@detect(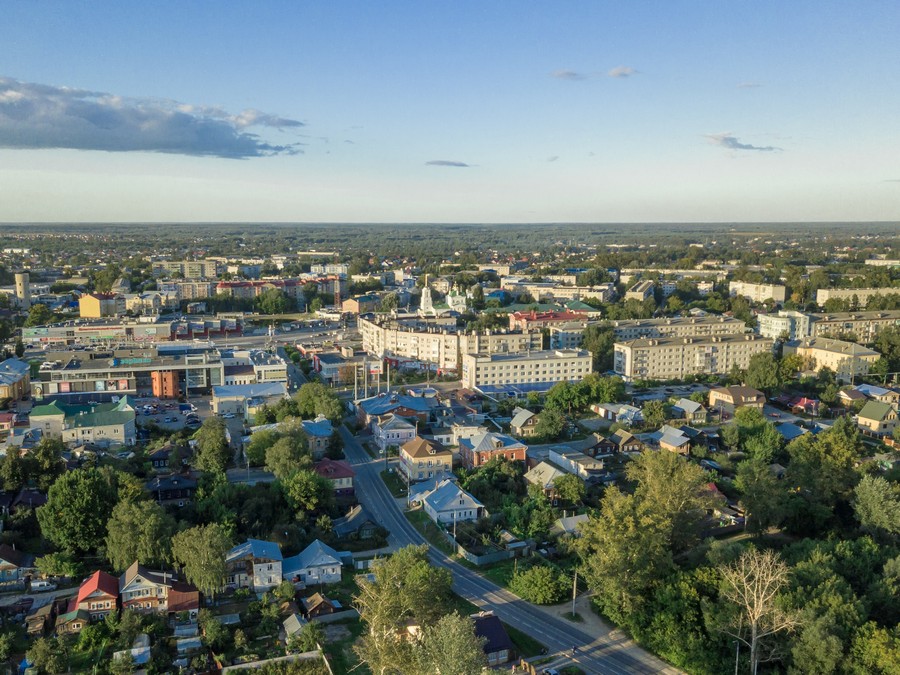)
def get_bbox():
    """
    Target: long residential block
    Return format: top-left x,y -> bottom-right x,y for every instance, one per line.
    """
461,349 -> 592,390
